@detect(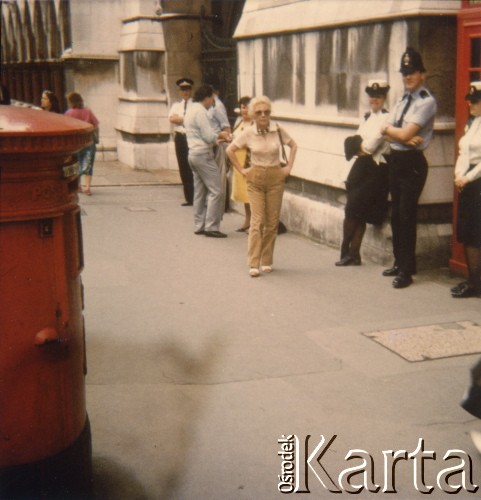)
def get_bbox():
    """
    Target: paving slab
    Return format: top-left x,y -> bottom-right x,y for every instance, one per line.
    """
79,162 -> 481,499
364,321 -> 481,362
